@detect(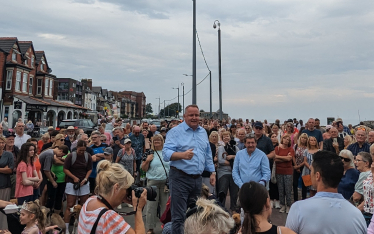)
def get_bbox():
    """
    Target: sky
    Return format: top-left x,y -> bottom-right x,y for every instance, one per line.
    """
2,0 -> 374,125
